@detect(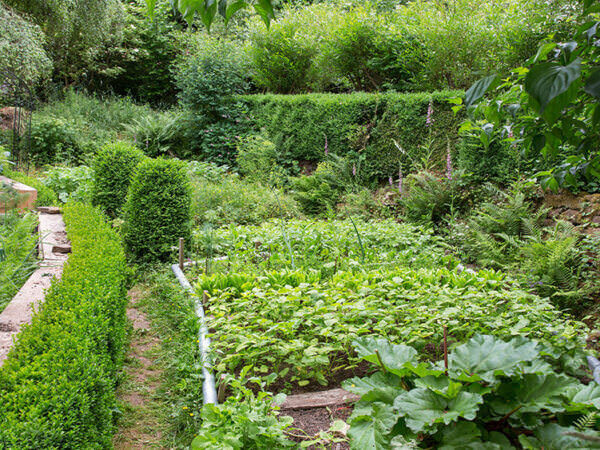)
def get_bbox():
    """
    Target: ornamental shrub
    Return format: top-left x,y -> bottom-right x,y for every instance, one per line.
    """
0,202 -> 128,447
123,157 -> 192,263
92,142 -> 145,218
240,91 -> 462,181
